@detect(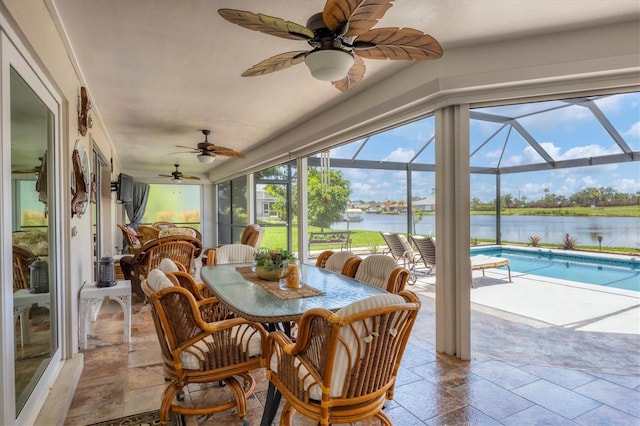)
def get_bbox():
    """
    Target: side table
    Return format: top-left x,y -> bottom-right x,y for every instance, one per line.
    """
13,290 -> 51,347
79,280 -> 131,350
